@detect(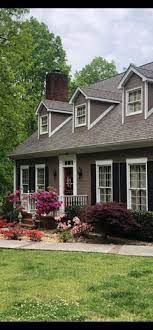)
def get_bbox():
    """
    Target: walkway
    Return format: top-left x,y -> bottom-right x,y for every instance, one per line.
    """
0,239 -> 153,256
